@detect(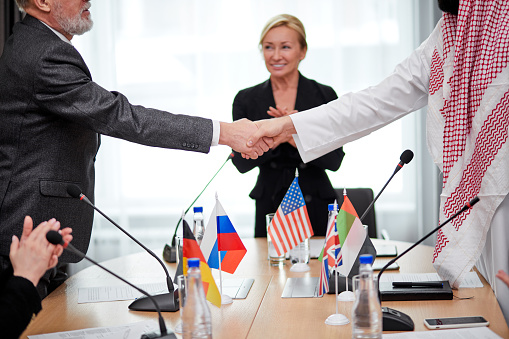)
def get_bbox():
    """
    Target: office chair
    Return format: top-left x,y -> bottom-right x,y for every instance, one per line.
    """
334,188 -> 378,238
